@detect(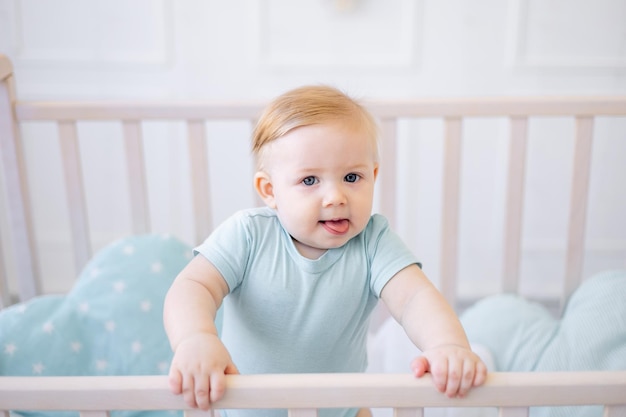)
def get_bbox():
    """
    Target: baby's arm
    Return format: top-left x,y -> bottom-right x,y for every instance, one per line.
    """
163,255 -> 238,410
380,264 -> 487,398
